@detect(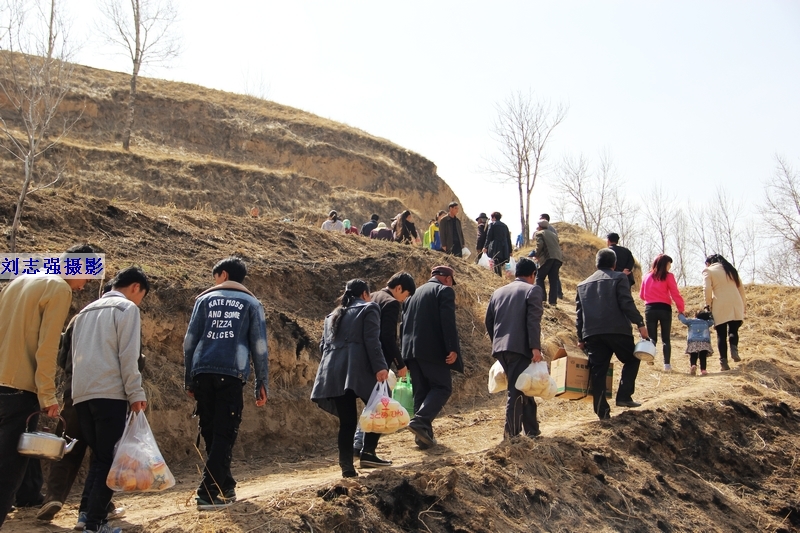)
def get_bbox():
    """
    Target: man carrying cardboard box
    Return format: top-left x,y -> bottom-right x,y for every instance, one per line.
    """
576,248 -> 650,420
